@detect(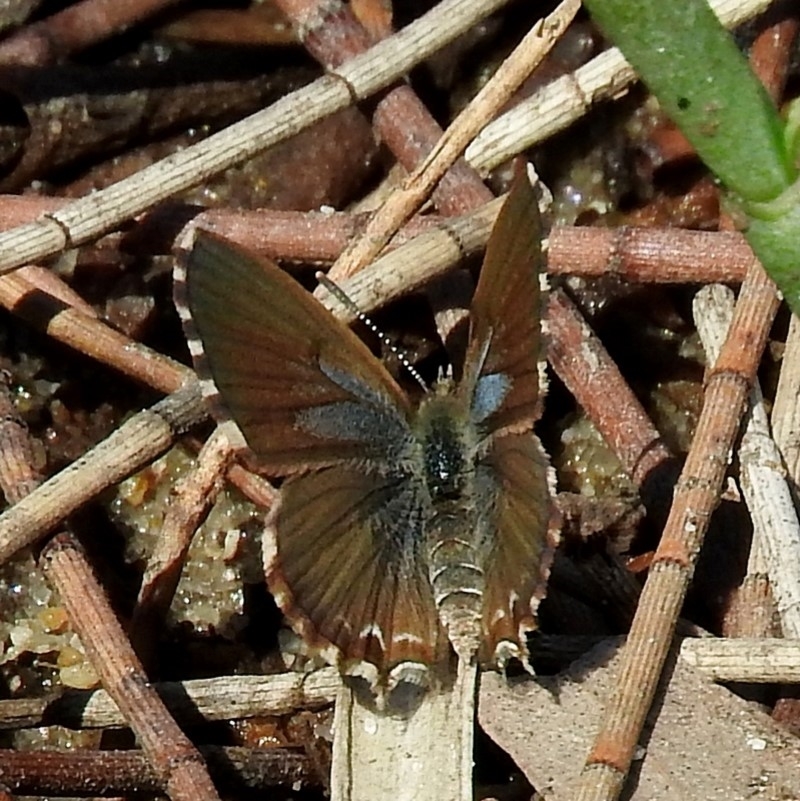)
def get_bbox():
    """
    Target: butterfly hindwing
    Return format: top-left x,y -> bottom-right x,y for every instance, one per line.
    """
264,464 -> 450,684
475,431 -> 559,664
